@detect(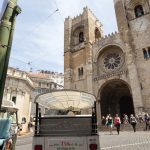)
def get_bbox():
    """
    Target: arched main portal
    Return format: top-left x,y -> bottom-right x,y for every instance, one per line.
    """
100,80 -> 134,119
